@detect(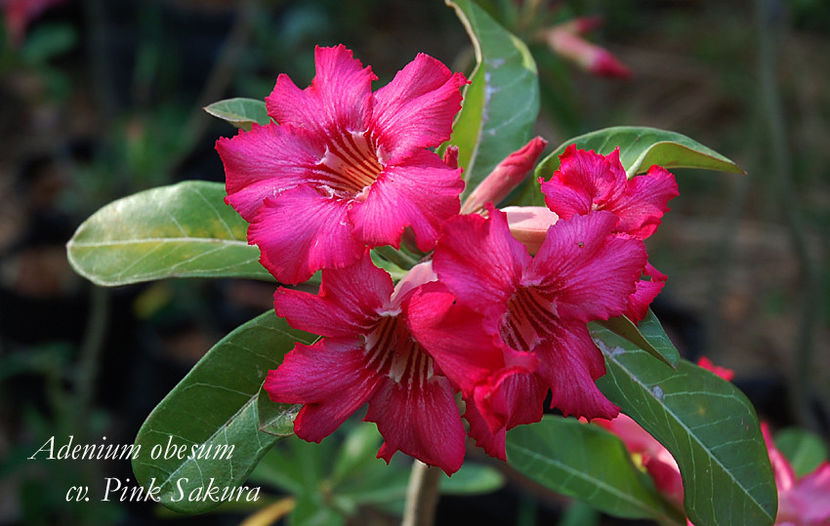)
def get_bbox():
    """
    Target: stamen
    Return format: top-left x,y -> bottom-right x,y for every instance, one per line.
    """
364,314 -> 435,388
500,287 -> 559,352
313,131 -> 383,200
